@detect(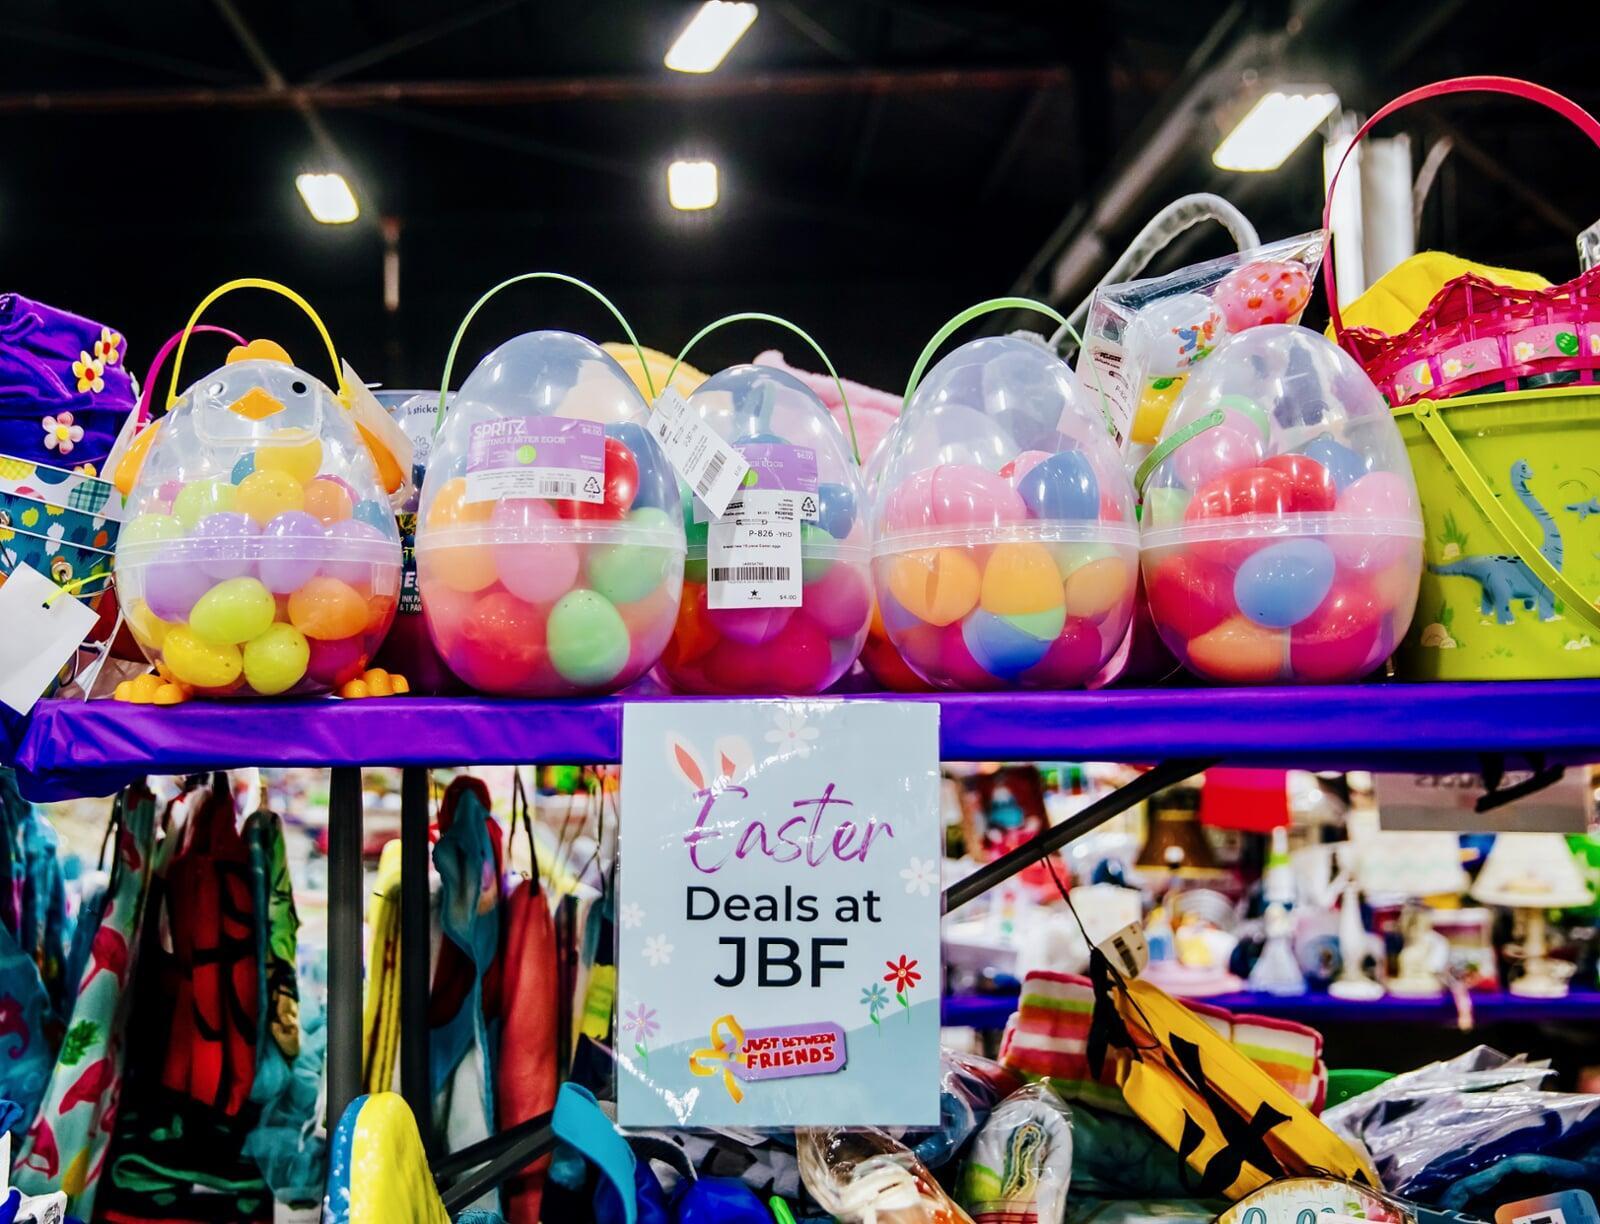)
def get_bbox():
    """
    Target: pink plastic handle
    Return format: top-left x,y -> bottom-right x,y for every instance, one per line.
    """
135,324 -> 247,426
1323,76 -> 1600,341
